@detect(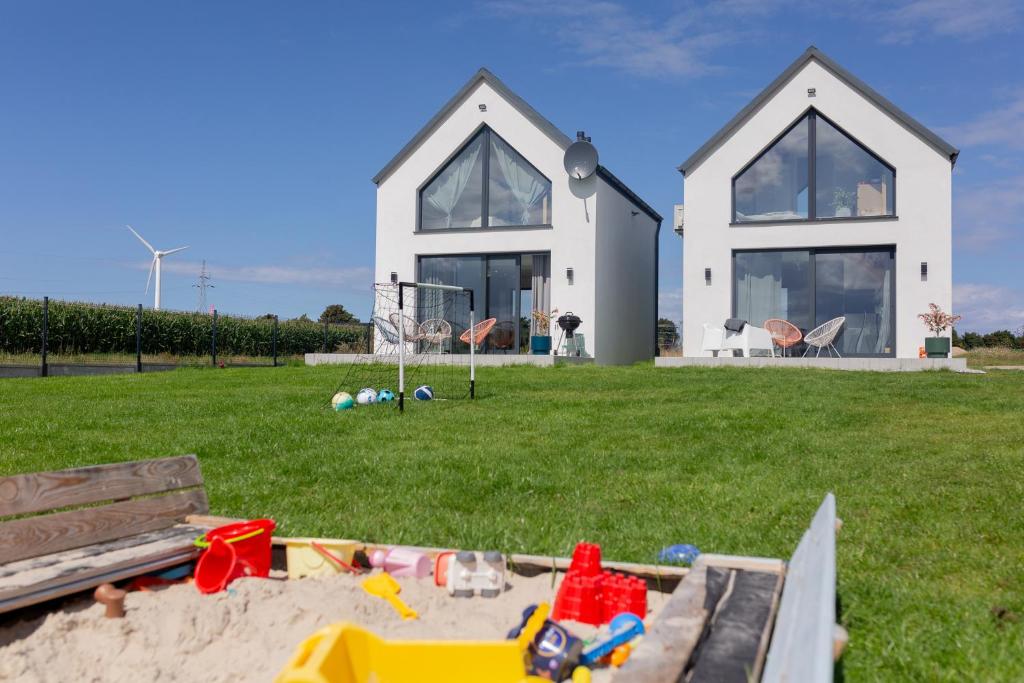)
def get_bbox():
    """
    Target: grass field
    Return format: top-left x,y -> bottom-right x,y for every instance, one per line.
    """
1,364 -> 1022,680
